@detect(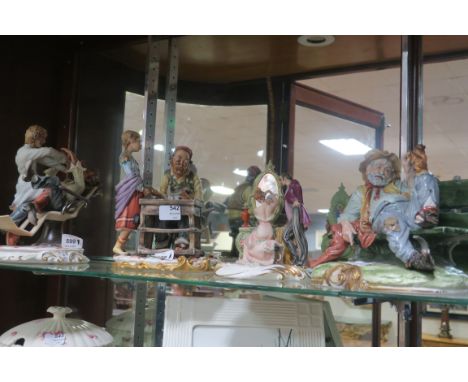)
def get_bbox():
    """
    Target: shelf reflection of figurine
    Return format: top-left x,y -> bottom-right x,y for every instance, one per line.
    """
7,125 -> 68,245
200,177 -> 226,243
158,146 -> 202,252
225,165 -> 261,257
113,130 -> 161,255
309,145 -> 439,272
